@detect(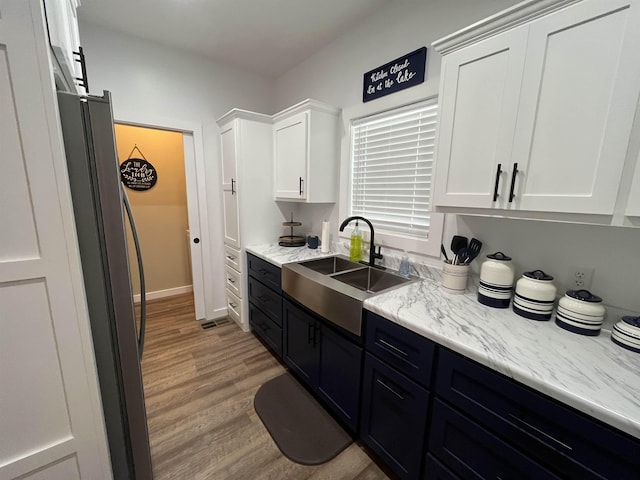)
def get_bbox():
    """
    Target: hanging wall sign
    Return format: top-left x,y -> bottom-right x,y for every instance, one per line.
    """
363,47 -> 427,103
120,145 -> 157,190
